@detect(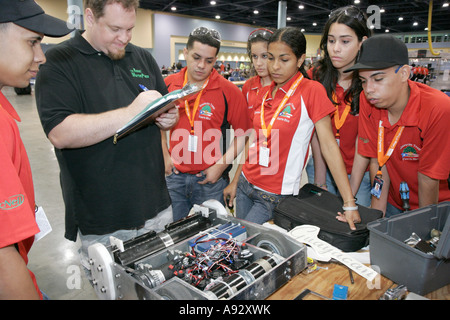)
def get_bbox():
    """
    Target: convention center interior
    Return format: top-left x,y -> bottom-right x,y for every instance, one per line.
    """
2,0 -> 450,302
